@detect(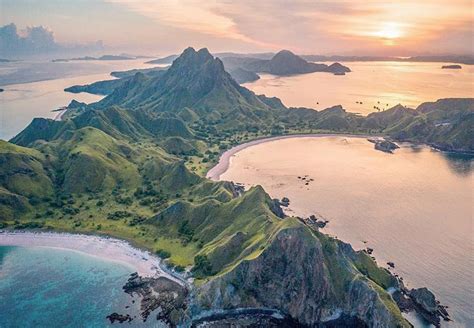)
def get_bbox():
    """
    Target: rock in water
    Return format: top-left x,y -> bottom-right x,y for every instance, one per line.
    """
106,313 -> 132,323
280,197 -> 290,207
368,138 -> 400,153
119,273 -> 188,326
441,64 -> 462,69
410,288 -> 438,313
406,287 -> 450,326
